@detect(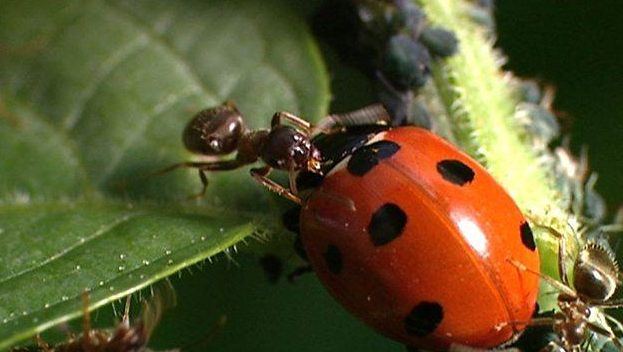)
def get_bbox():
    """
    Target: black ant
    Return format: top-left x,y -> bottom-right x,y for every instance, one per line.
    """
504,227 -> 623,352
12,290 -> 227,352
139,101 -> 390,203
12,291 -> 162,352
